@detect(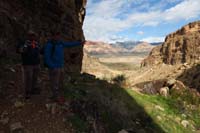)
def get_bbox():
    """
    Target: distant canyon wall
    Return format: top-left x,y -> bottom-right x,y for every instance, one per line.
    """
142,21 -> 200,67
